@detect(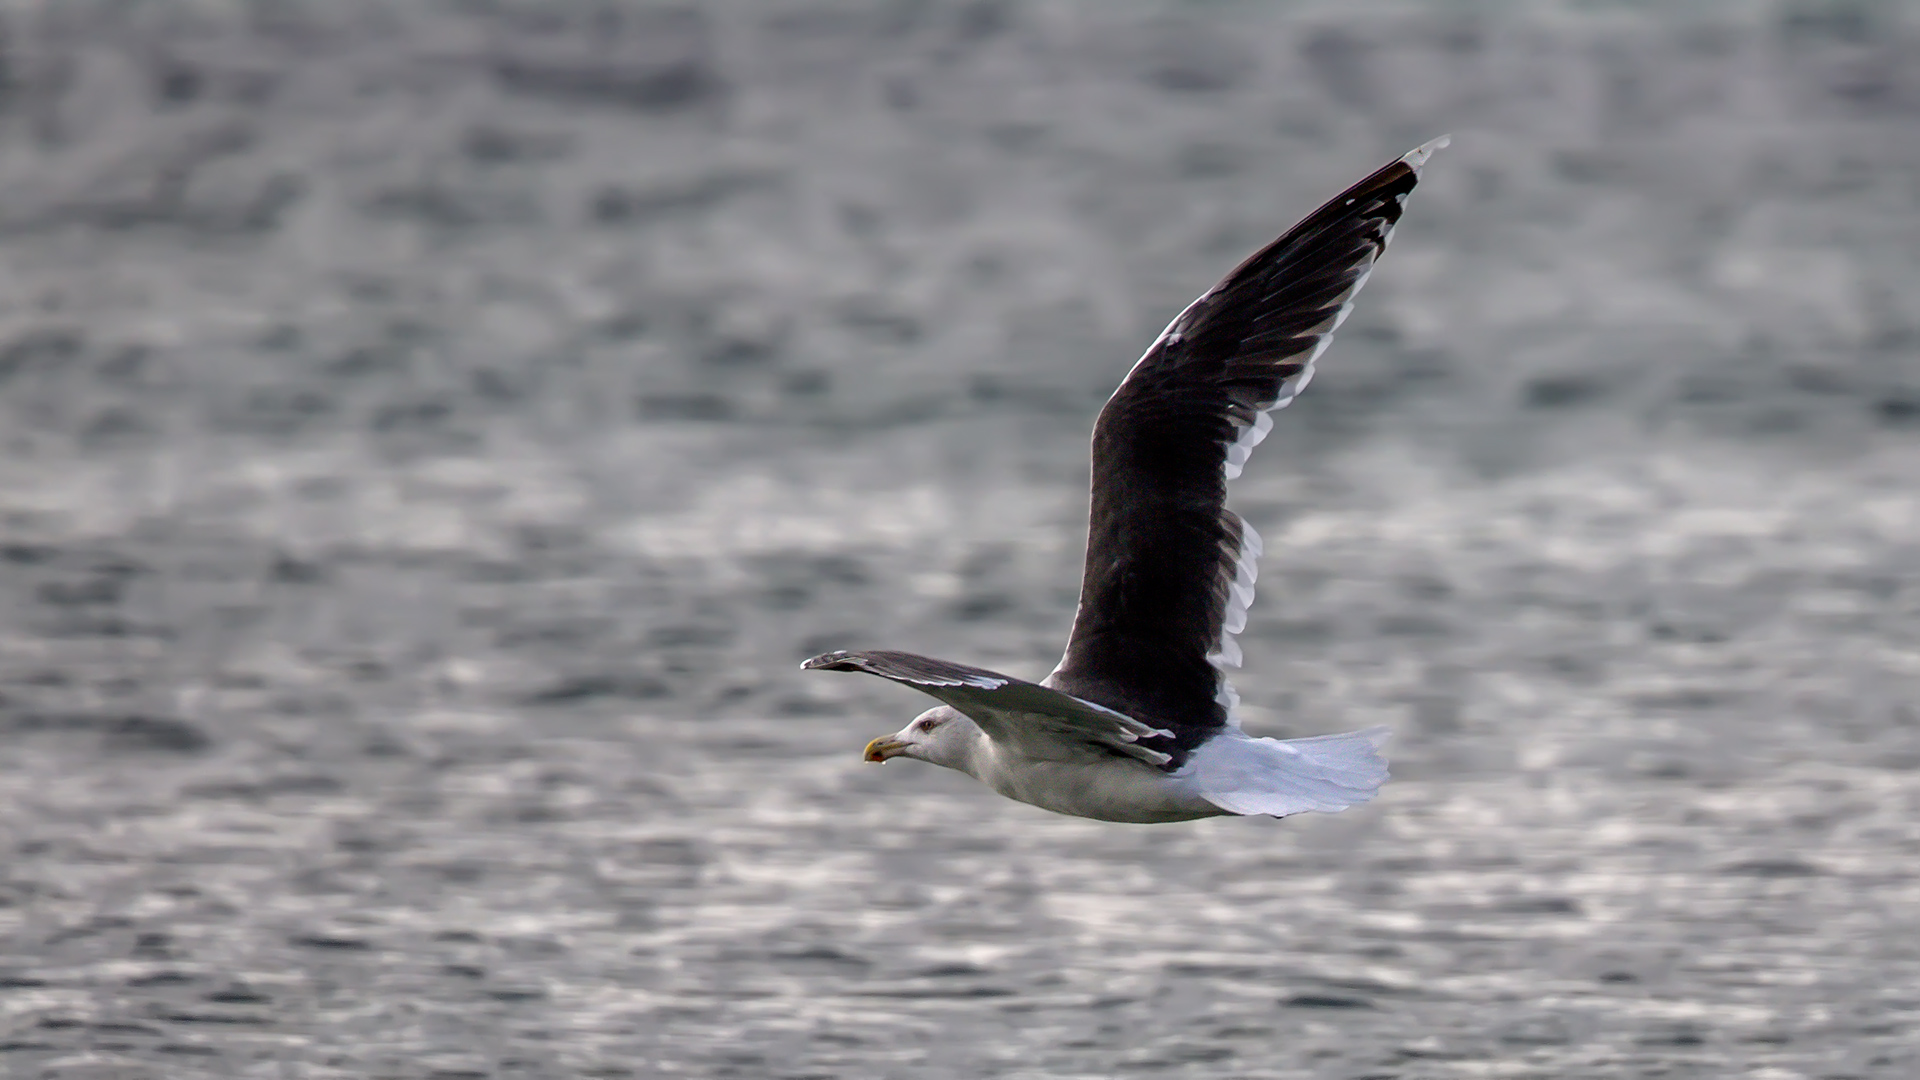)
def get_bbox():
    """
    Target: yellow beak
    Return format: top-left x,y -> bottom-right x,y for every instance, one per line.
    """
864,735 -> 910,763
